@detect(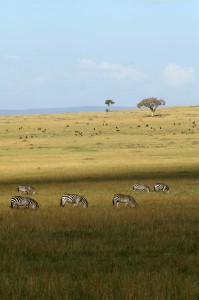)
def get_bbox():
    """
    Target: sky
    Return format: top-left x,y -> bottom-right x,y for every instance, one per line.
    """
0,0 -> 198,109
